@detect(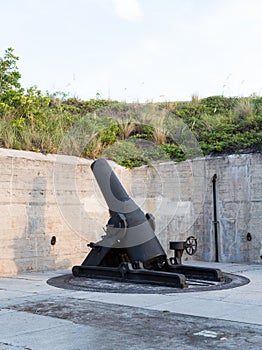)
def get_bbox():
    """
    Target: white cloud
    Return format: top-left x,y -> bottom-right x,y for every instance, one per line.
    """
113,0 -> 143,22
